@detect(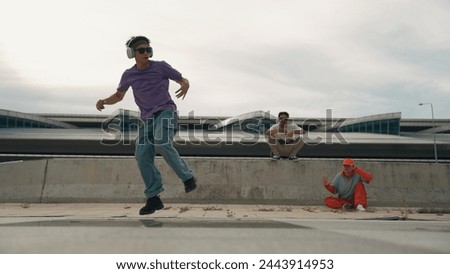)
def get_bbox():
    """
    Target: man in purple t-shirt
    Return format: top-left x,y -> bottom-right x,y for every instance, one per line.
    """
96,36 -> 197,215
